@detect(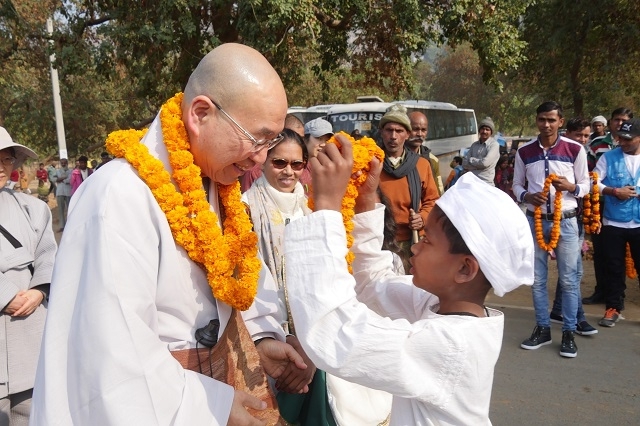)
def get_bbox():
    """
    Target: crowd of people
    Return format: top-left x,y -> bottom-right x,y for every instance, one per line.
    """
0,42 -> 637,425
